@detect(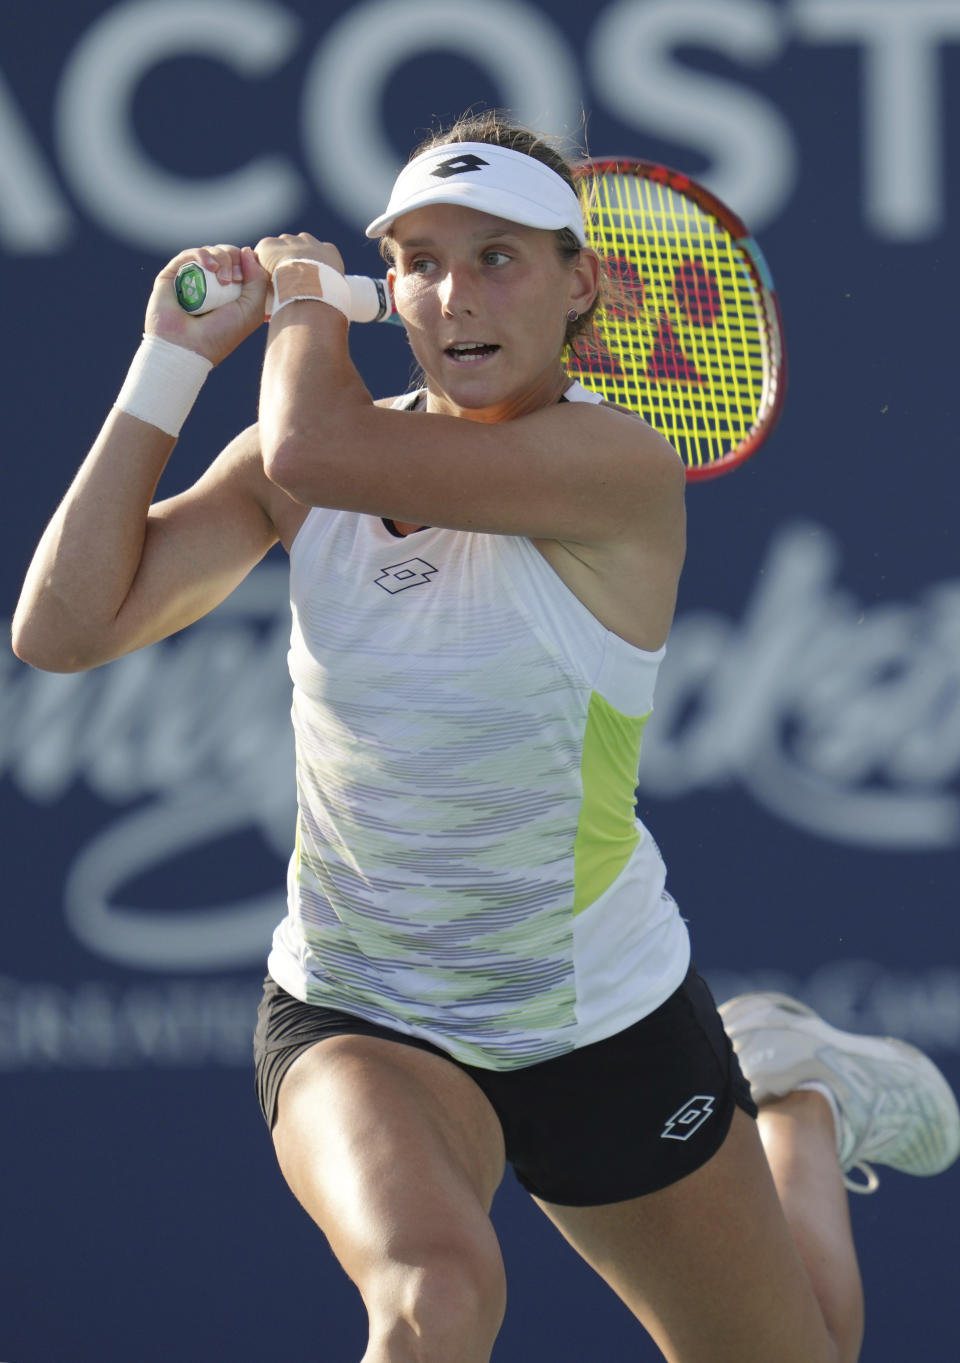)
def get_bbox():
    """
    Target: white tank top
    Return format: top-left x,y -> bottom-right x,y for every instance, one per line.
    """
267,382 -> 690,1068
